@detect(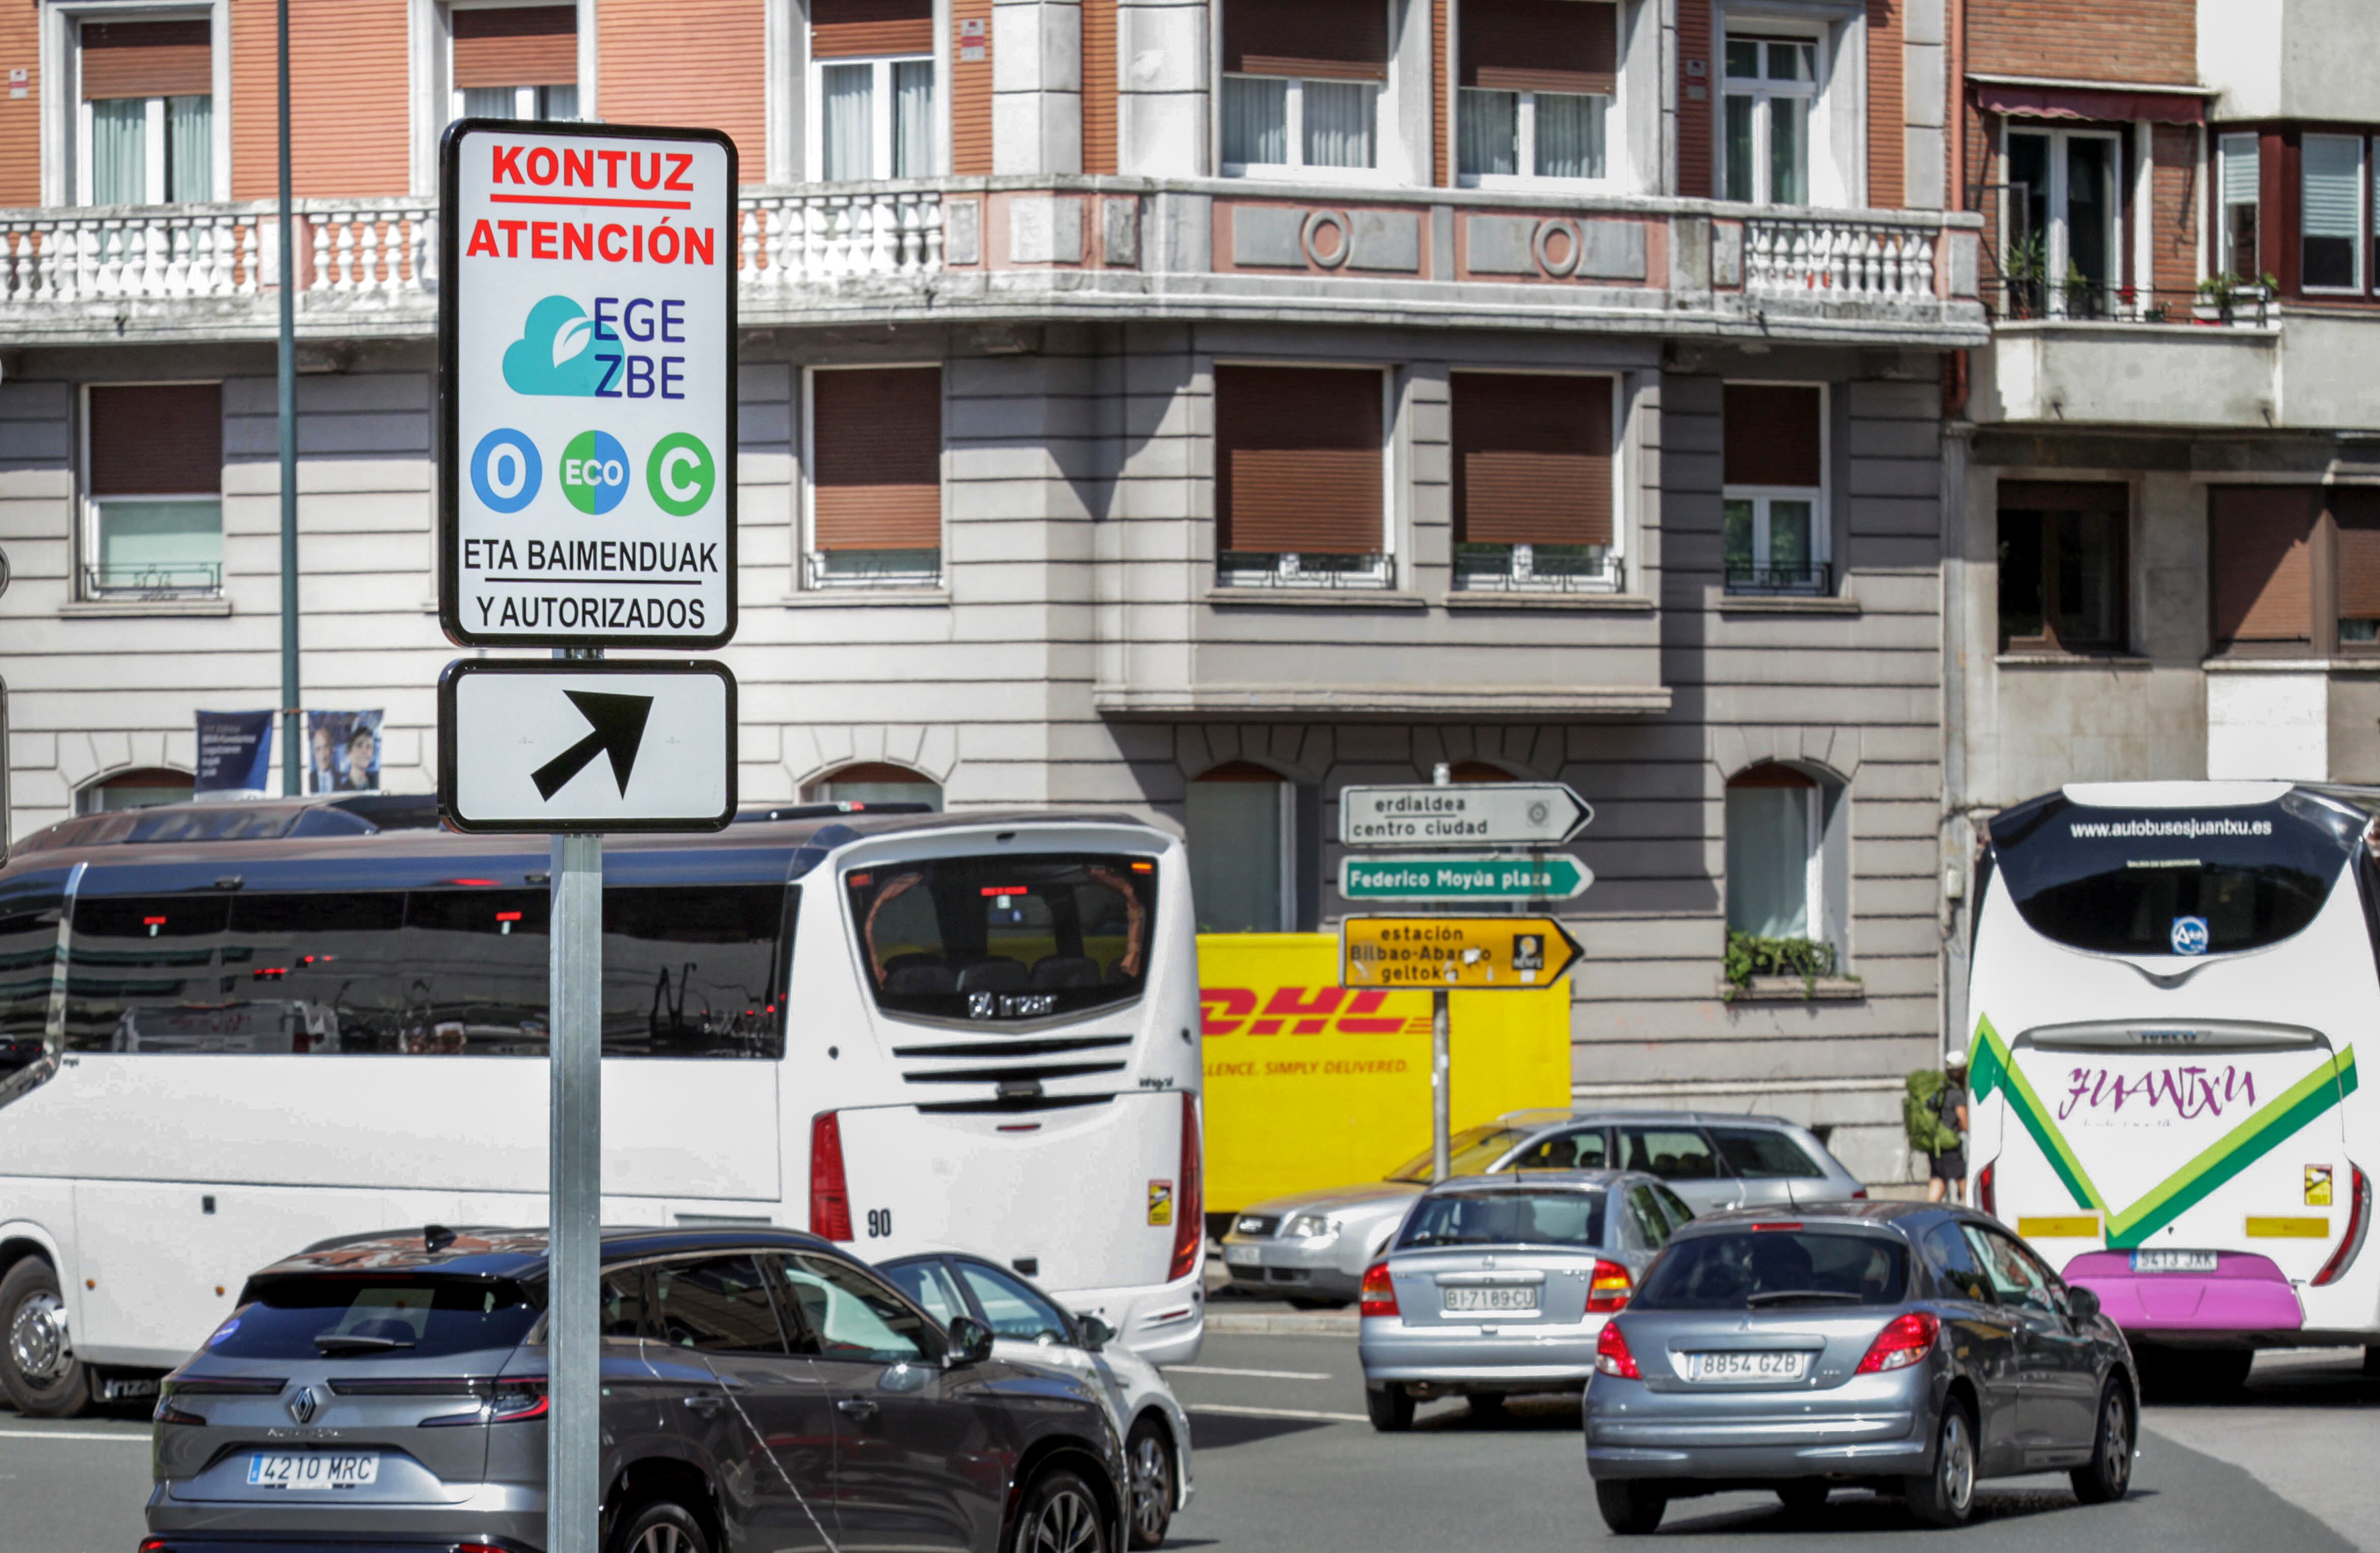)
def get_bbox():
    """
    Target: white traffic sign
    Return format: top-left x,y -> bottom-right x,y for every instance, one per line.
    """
437,659 -> 736,833
439,121 -> 737,649
1340,783 -> 1593,848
